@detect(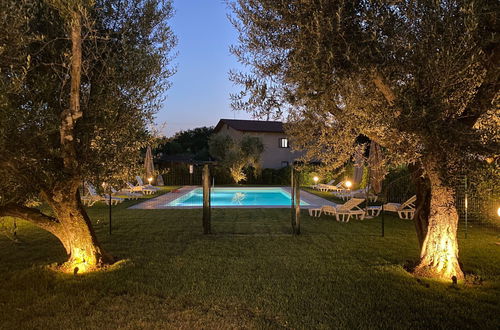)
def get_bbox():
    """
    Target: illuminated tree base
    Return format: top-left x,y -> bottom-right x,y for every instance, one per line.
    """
413,210 -> 464,282
414,258 -> 464,282
412,160 -> 465,282
58,250 -> 113,274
